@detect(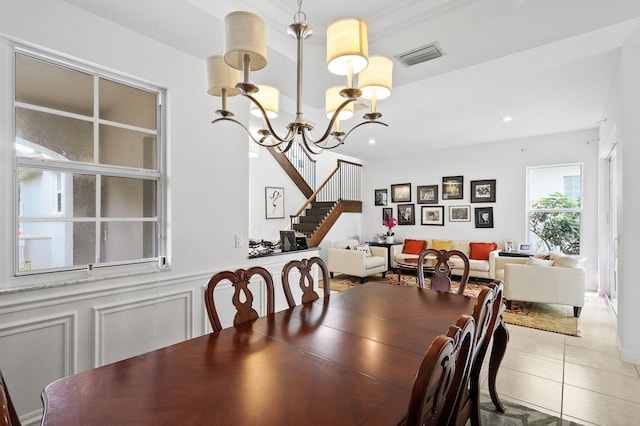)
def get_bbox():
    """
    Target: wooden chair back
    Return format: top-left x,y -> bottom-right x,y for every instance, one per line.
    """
417,249 -> 470,294
446,285 -> 497,426
281,257 -> 330,309
0,369 -> 20,426
405,314 -> 475,426
204,266 -> 275,332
